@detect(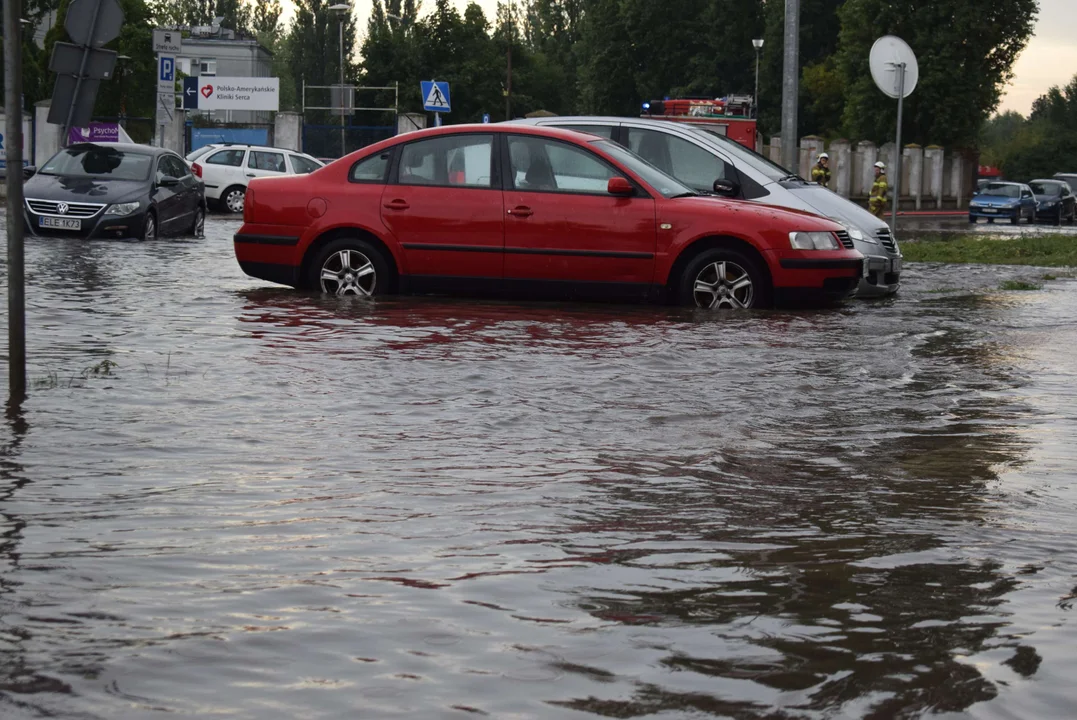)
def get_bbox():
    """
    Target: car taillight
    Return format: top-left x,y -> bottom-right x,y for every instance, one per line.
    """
192,162 -> 202,178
